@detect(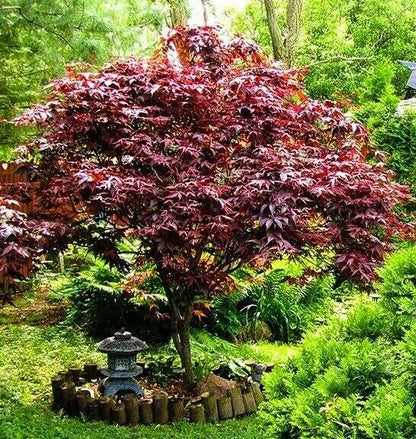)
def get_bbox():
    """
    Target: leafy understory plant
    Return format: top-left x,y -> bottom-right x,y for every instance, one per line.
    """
0,26 -> 410,389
